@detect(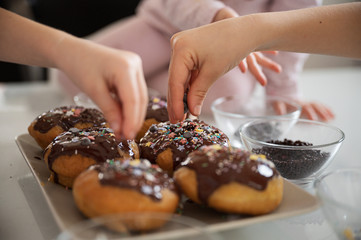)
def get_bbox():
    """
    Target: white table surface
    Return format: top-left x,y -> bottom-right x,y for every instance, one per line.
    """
1,67 -> 360,240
